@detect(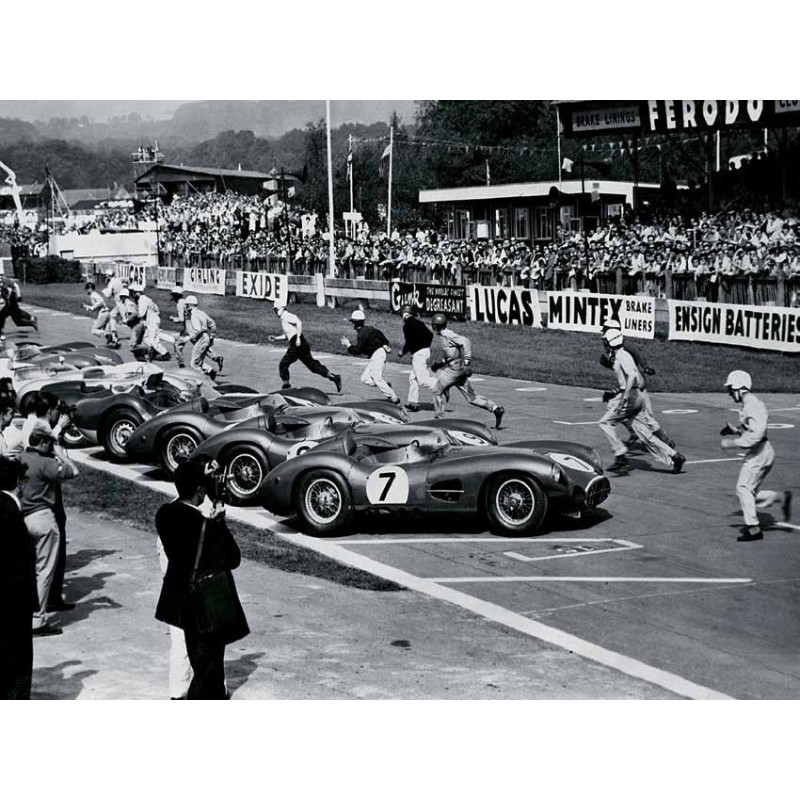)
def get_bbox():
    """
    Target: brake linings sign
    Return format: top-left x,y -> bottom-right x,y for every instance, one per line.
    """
668,299 -> 800,353
468,285 -> 542,327
548,292 -> 655,339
